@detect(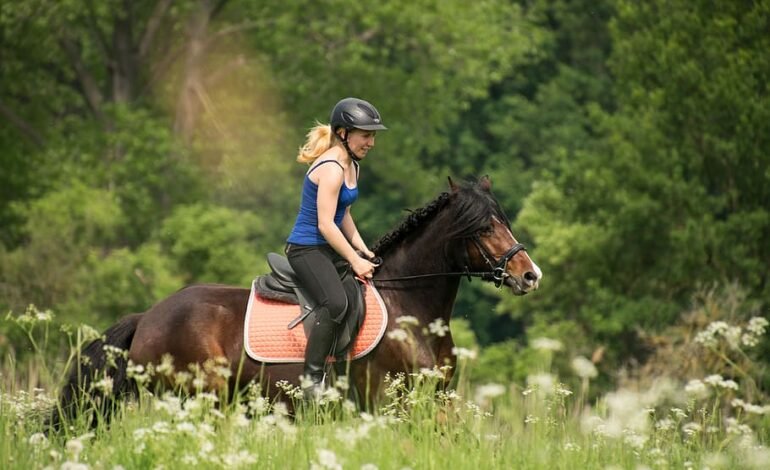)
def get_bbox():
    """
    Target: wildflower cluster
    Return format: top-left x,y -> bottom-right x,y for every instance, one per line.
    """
695,316 -> 768,350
